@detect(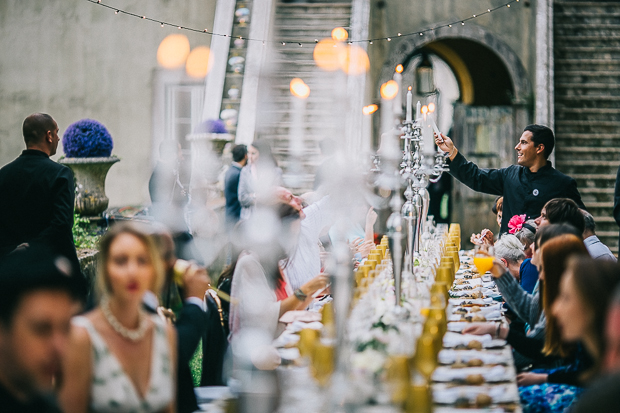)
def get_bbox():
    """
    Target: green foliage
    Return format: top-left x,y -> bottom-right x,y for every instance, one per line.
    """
73,214 -> 100,249
191,339 -> 203,386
